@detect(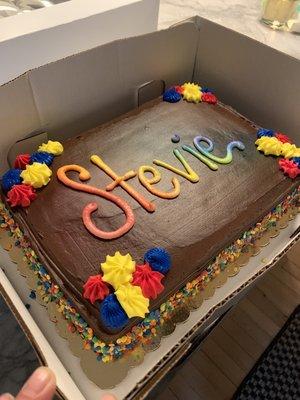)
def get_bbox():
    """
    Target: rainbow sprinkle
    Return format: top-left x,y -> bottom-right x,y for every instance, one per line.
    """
0,186 -> 299,363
